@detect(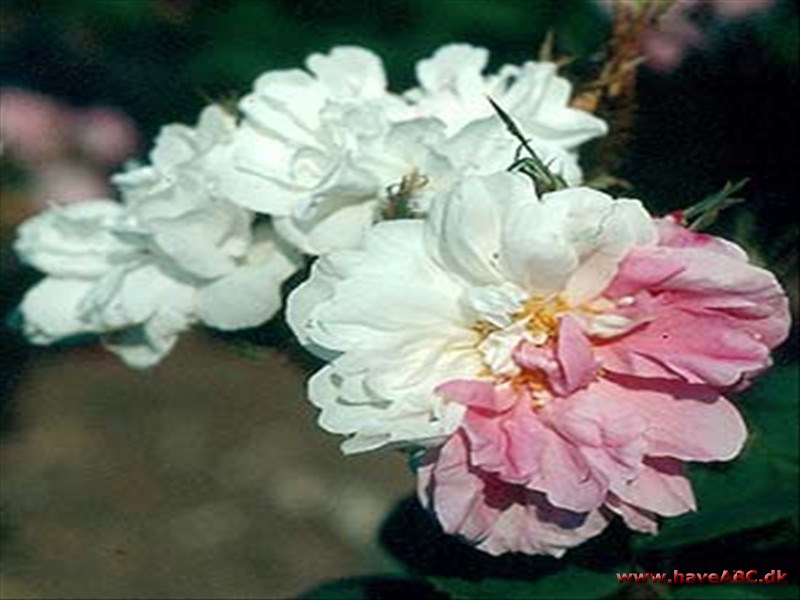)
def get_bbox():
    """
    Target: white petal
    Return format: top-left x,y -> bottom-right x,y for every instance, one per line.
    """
196,226 -> 301,330
428,172 -> 527,286
287,257 -> 340,350
14,200 -> 128,278
306,46 -> 387,99
309,367 -> 387,434
301,221 -> 464,351
194,104 -> 236,147
149,208 -> 240,280
216,130 -> 301,215
500,194 -> 579,294
243,70 -> 325,141
83,264 -> 193,330
510,62 -> 608,149
274,198 -> 377,256
196,264 -> 282,330
150,124 -> 197,171
19,278 -> 97,343
556,192 -> 656,304
440,118 -> 519,176
103,307 -> 190,369
103,326 -> 172,369
416,44 -> 489,95
464,283 -> 527,327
